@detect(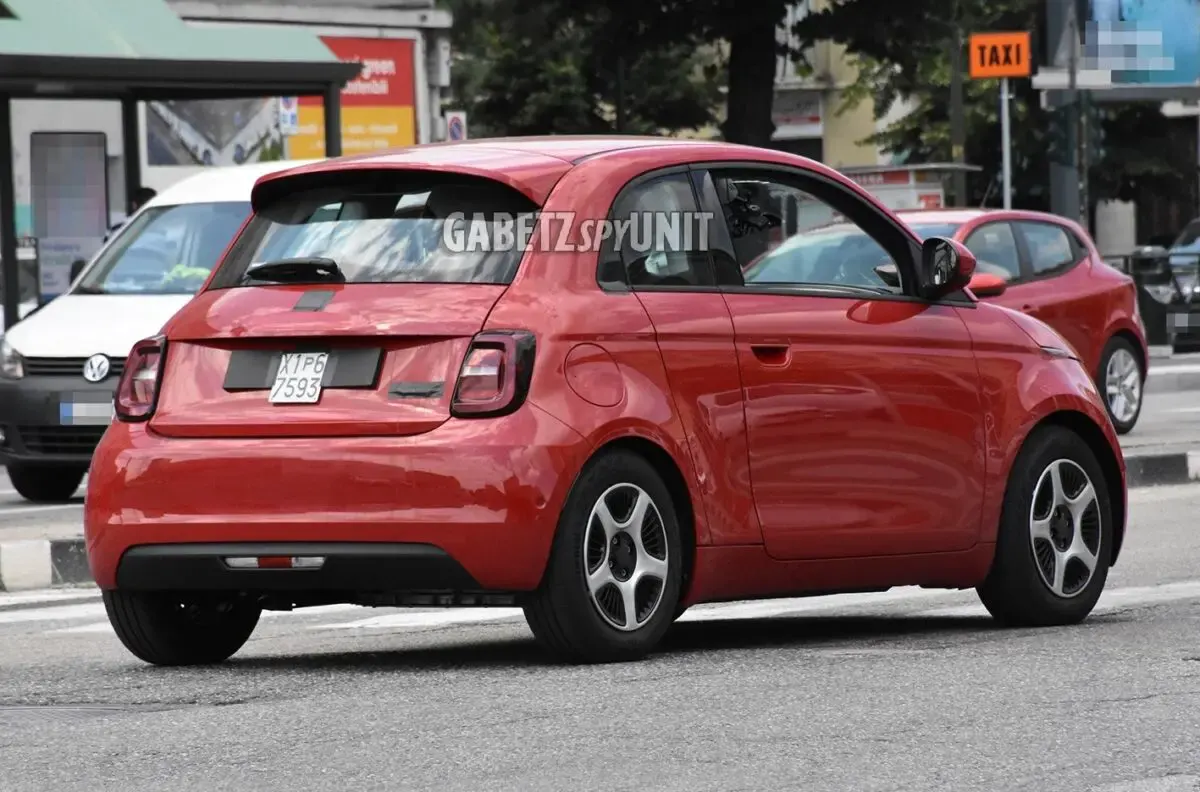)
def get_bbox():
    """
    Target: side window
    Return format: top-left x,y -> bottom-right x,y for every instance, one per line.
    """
1018,221 -> 1077,276
963,222 -> 1021,282
610,172 -> 714,288
707,170 -> 901,294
